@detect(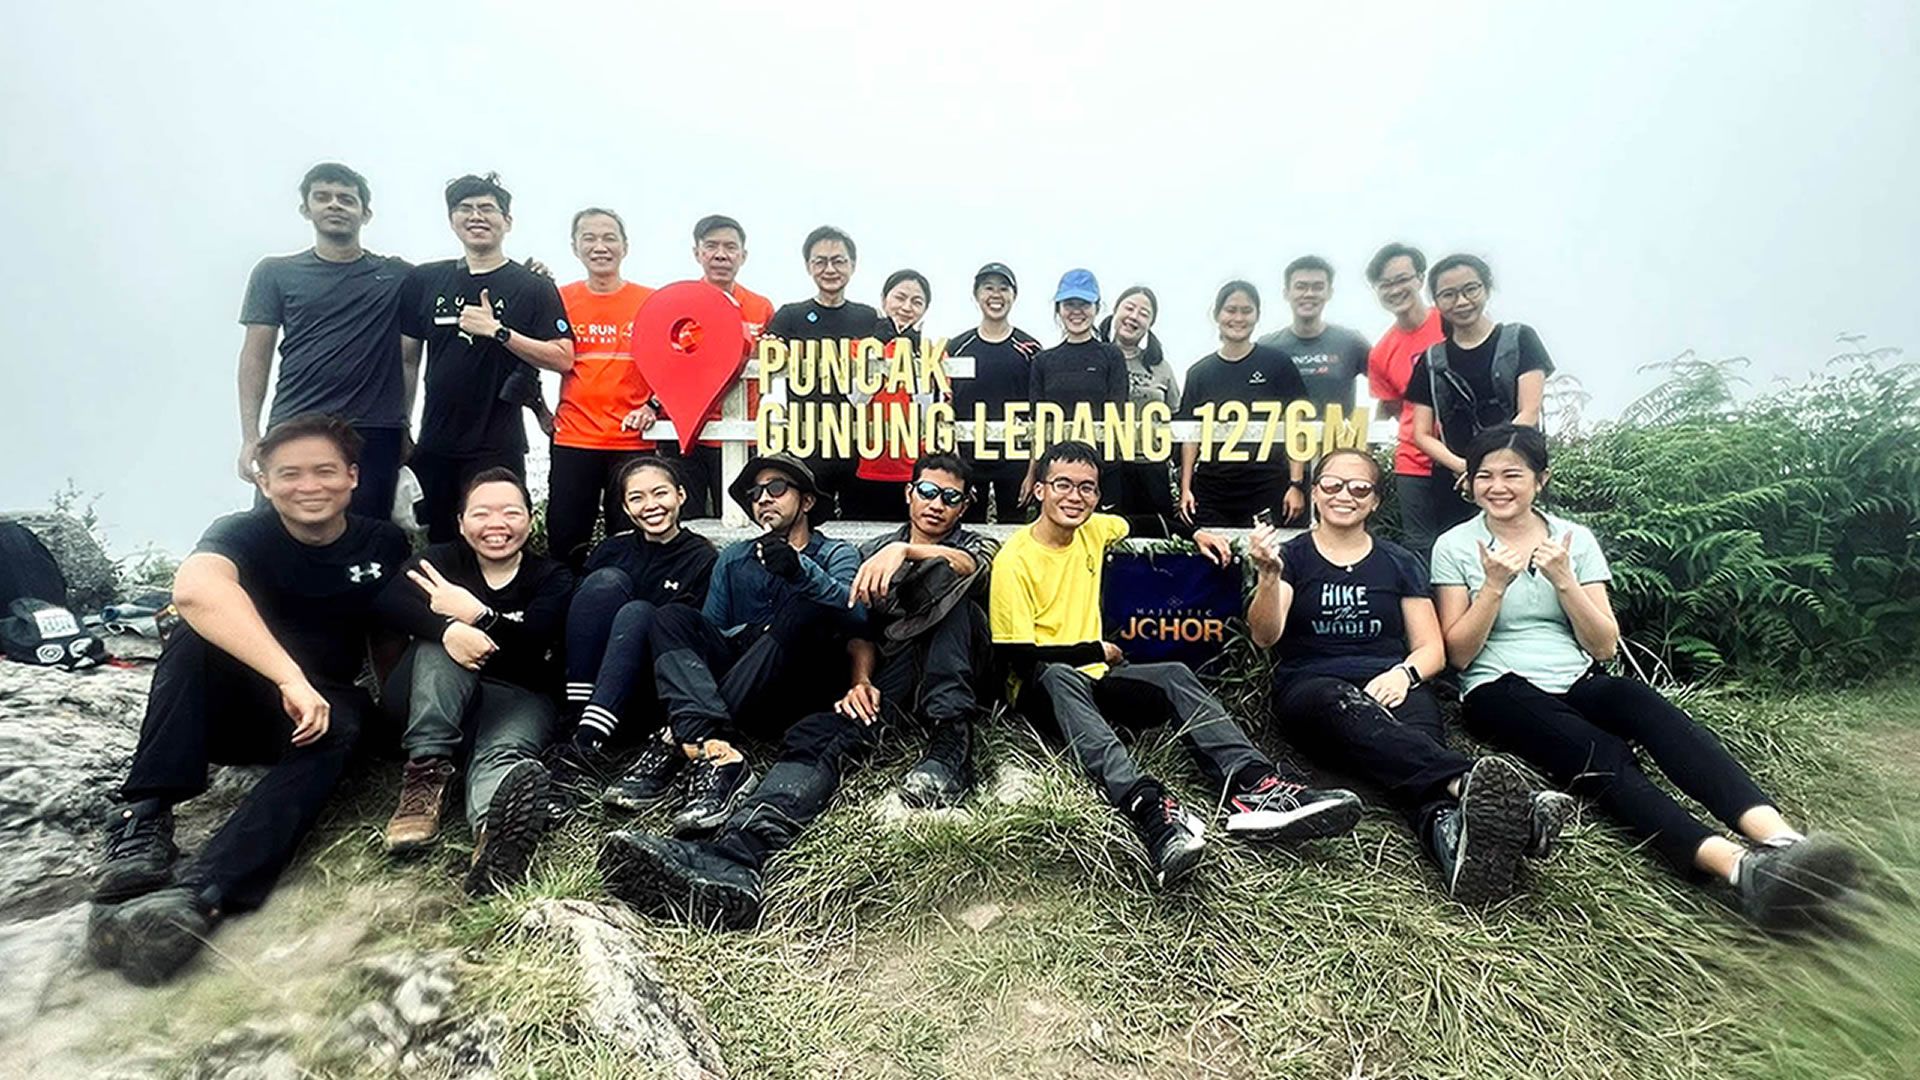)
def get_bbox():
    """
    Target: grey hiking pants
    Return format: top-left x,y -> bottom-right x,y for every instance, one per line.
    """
384,642 -> 556,828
